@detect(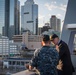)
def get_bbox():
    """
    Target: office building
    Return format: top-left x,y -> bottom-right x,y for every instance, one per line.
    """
0,35 -> 9,57
9,42 -> 20,56
0,35 -> 20,58
50,15 -> 61,32
57,19 -> 61,32
0,0 -> 9,36
0,0 -> 20,40
12,35 -> 22,43
38,27 -> 42,35
21,0 -> 38,35
12,32 -> 42,49
22,32 -> 42,49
